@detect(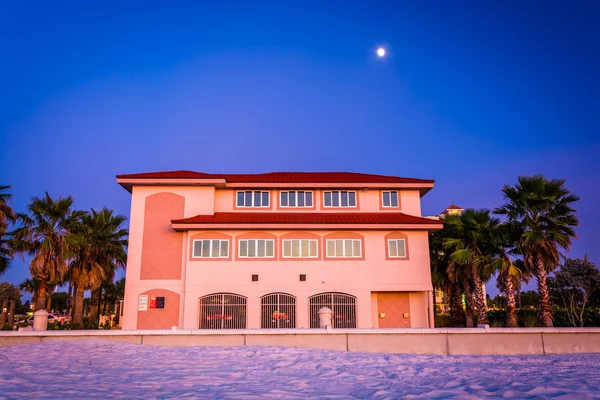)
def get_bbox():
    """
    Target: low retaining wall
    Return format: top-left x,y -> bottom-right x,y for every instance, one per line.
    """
1,328 -> 599,355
